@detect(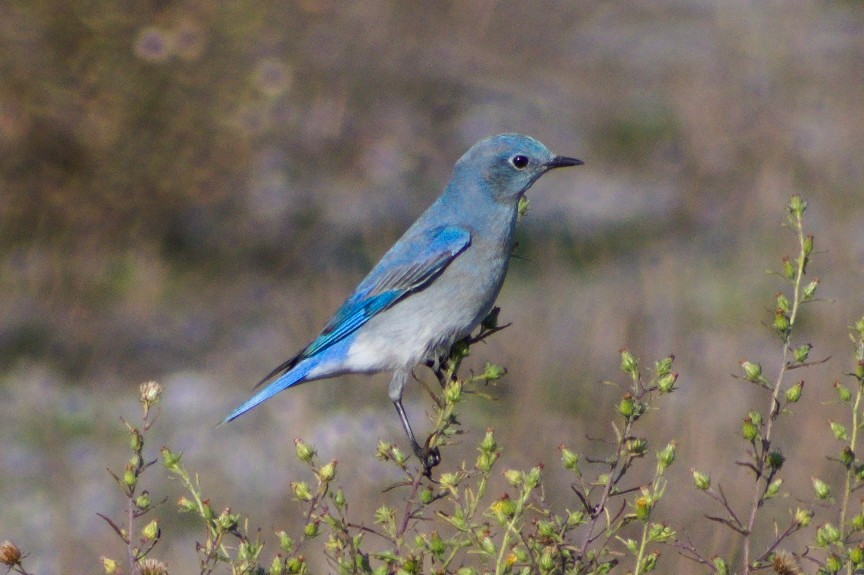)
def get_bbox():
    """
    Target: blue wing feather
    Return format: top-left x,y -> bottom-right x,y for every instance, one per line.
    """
305,225 -> 470,357
248,225 -> 470,391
